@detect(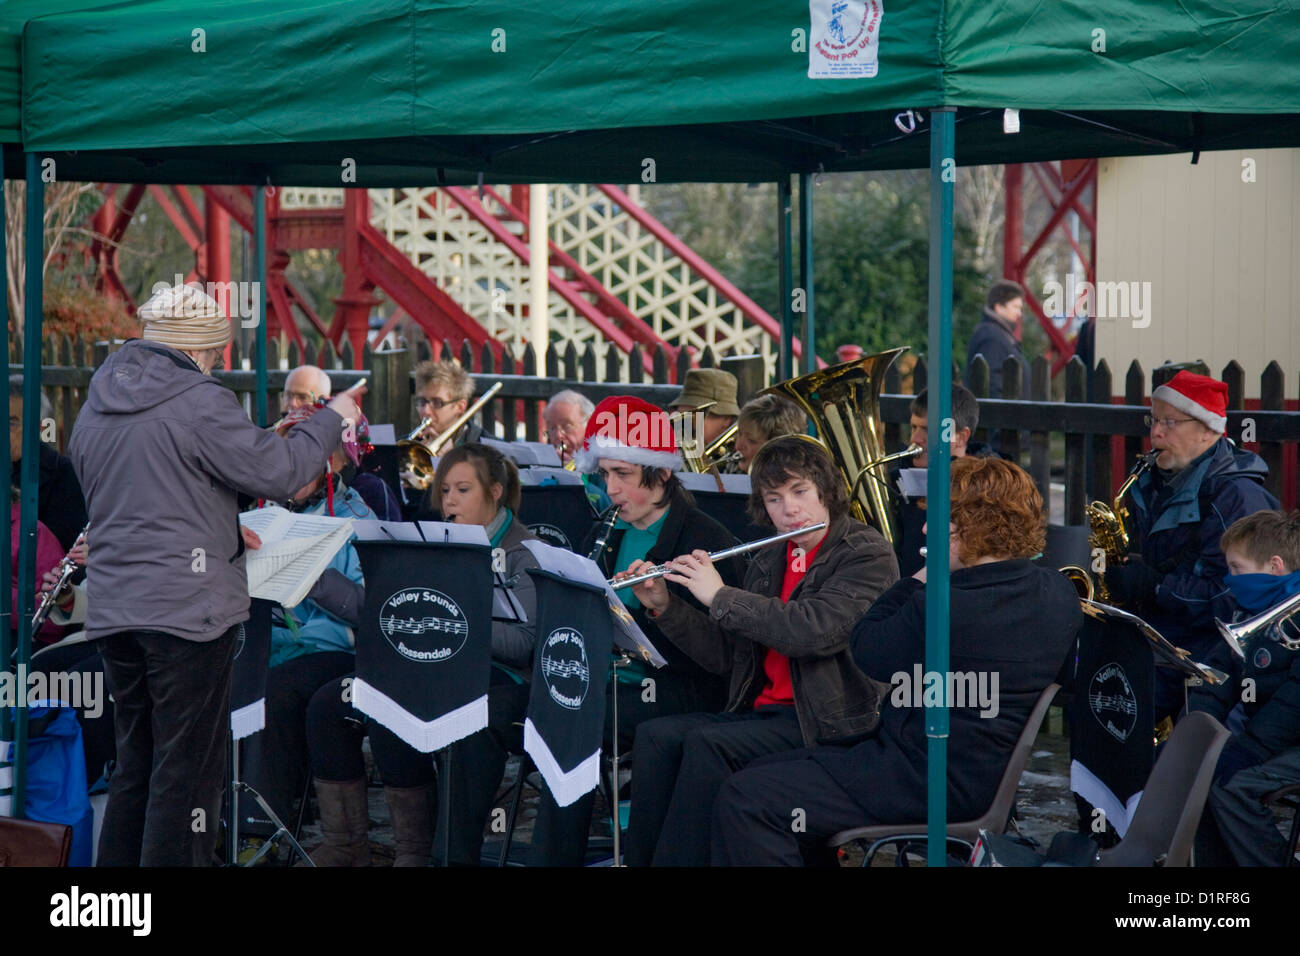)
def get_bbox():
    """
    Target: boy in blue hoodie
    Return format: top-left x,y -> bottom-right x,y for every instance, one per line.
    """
1190,509 -> 1300,866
